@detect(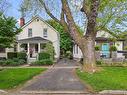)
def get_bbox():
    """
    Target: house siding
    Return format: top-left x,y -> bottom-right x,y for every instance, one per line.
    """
17,17 -> 60,58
